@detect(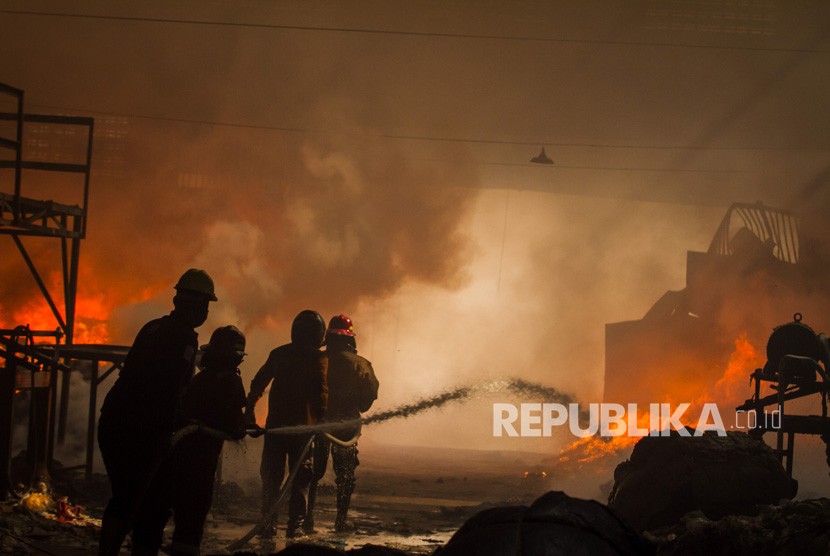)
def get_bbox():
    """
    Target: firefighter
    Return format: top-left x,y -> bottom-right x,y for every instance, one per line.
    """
170,325 -> 247,556
309,314 -> 379,533
244,310 -> 328,538
97,269 -> 217,556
